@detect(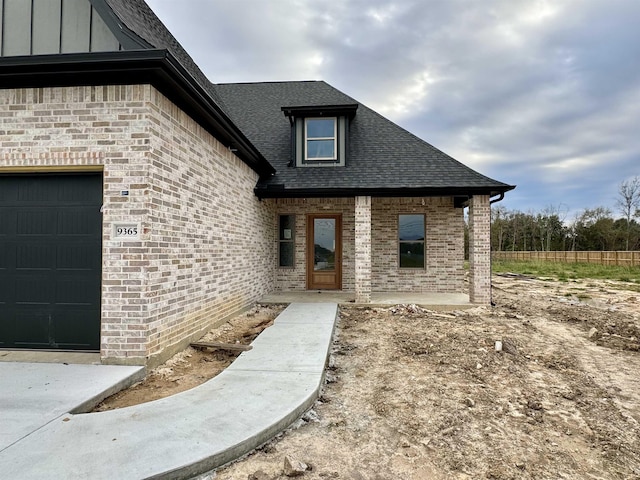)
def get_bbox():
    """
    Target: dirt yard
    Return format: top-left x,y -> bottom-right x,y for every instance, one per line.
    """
94,305 -> 285,411
212,275 -> 640,480
97,275 -> 640,479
